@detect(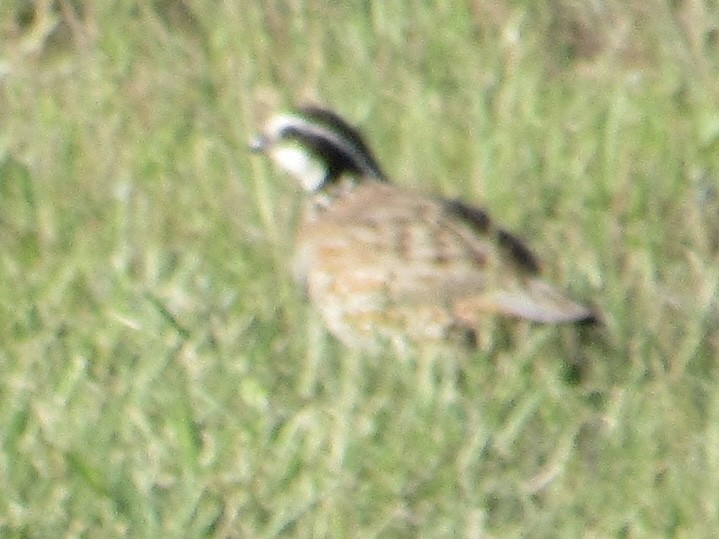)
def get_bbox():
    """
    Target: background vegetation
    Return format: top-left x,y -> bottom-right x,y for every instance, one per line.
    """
1,0 -> 718,536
